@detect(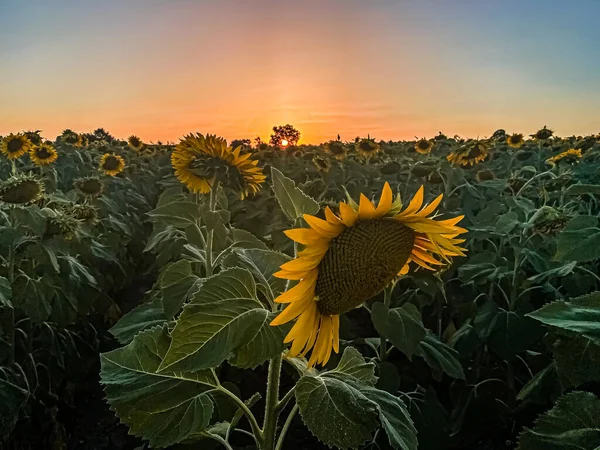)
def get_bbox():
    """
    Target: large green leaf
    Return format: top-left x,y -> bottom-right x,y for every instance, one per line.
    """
358,386 -> 418,450
295,347 -> 379,450
147,200 -> 202,228
517,391 -> 600,450
109,297 -> 167,345
221,248 -> 291,301
371,302 -> 426,360
517,362 -> 559,404
552,333 -> 600,388
270,167 -> 319,222
296,347 -> 417,450
158,268 -> 278,372
159,260 -> 202,319
553,216 -> 600,262
527,292 -> 600,344
101,325 -> 217,448
417,332 -> 465,380
407,388 -> 449,450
